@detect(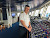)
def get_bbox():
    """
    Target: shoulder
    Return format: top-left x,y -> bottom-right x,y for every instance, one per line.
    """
20,12 -> 25,15
20,12 -> 24,17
